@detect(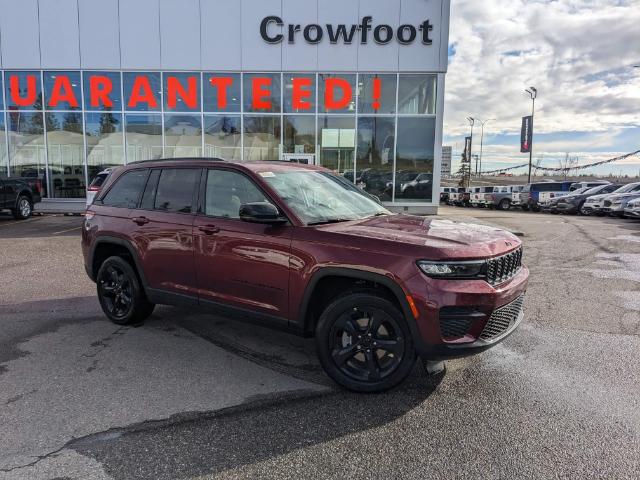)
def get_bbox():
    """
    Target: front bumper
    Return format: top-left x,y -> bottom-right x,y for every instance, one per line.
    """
404,266 -> 529,360
556,202 -> 579,213
624,208 -> 640,218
